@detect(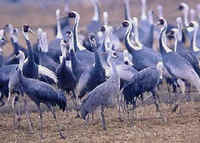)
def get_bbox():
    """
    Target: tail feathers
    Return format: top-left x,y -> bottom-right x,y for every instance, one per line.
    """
38,65 -> 58,84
